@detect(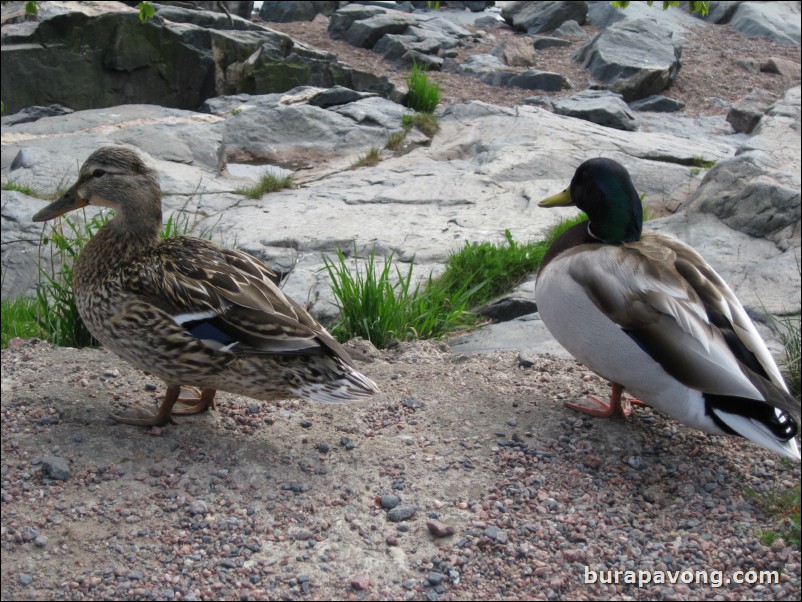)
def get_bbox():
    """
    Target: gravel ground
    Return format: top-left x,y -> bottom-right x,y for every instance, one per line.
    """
1,337 -> 800,601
